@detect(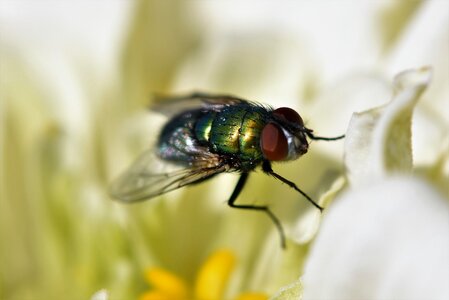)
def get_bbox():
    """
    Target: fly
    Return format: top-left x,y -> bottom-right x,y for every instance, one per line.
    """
110,92 -> 345,248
